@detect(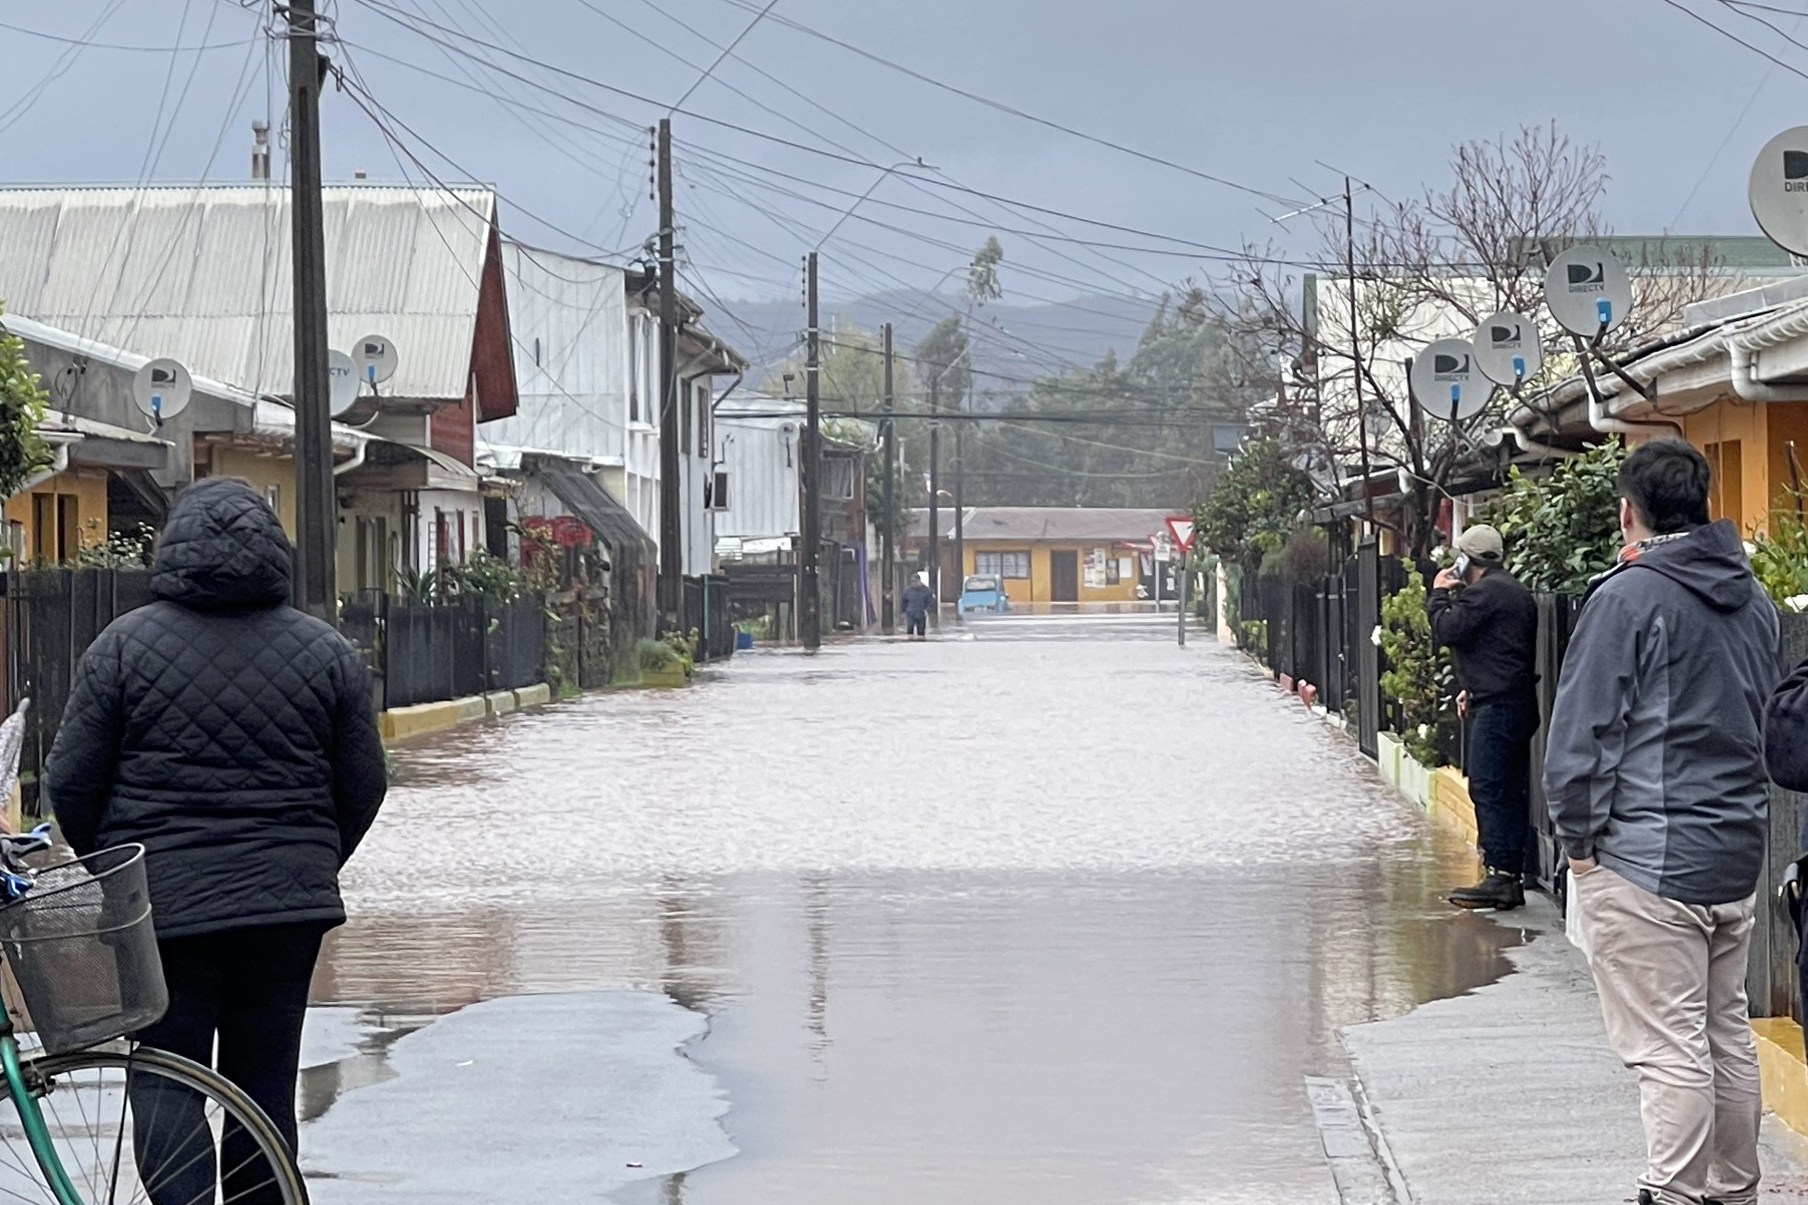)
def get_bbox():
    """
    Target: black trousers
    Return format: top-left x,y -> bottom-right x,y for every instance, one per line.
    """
906,612 -> 926,636
1465,693 -> 1540,876
134,922 -> 326,1205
